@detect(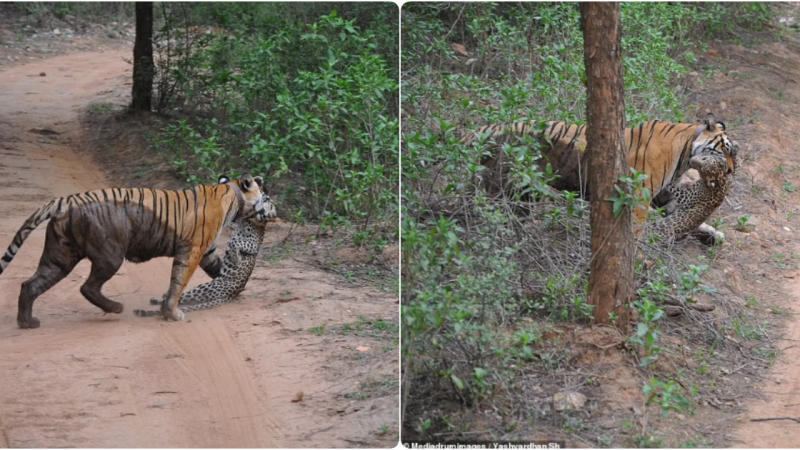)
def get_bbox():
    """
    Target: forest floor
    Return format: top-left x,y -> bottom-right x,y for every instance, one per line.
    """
568,7 -> 800,446
609,7 -> 800,447
0,13 -> 399,449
